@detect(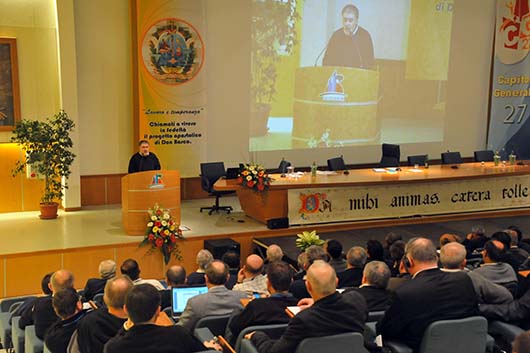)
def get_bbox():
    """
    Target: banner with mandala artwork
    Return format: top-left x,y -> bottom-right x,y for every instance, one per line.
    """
132,0 -> 206,177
